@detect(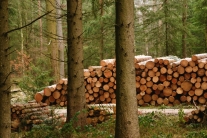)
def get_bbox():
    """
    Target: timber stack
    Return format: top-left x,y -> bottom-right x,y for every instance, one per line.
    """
86,105 -> 115,126
135,53 -> 207,106
34,55 -> 152,105
11,102 -> 50,131
184,105 -> 207,124
34,53 -> 207,107
34,79 -> 68,106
